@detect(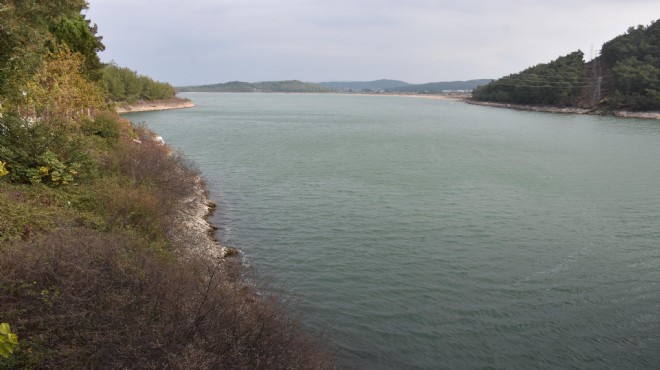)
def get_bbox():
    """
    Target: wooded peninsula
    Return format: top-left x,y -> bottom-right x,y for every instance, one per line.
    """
472,19 -> 660,112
